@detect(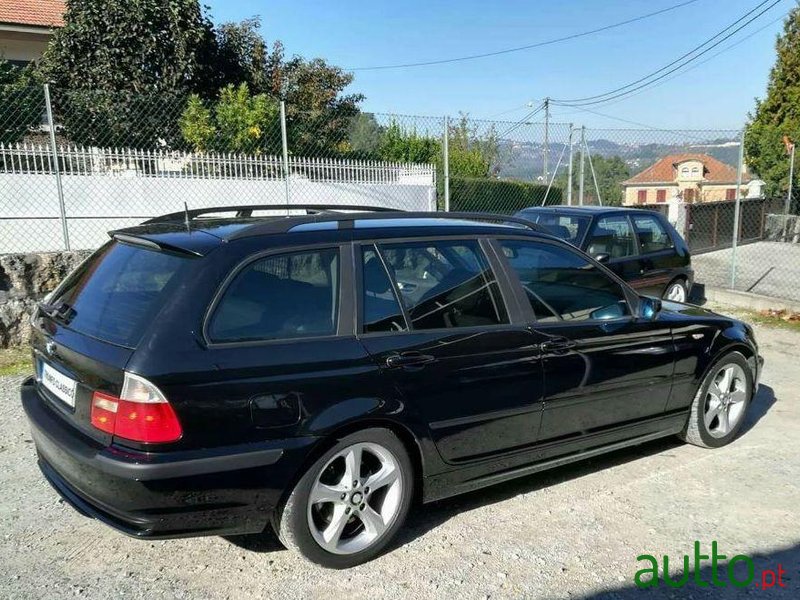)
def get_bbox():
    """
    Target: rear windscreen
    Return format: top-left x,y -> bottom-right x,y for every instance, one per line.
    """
48,241 -> 189,347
